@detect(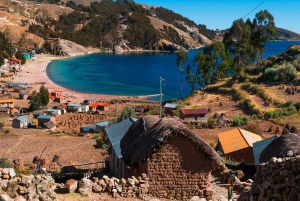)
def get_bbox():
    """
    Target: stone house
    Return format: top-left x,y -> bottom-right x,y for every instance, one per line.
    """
12,116 -> 31,128
179,108 -> 208,121
217,128 -> 262,165
105,117 -> 137,178
37,115 -> 56,127
49,90 -> 66,103
120,116 -> 225,199
164,103 -> 179,115
89,102 -> 110,112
